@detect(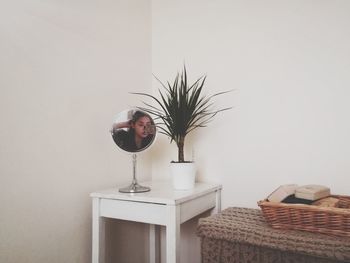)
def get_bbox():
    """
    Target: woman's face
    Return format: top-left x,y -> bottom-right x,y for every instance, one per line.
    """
132,116 -> 152,139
